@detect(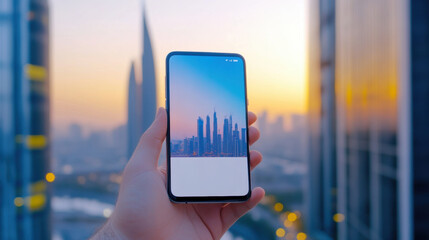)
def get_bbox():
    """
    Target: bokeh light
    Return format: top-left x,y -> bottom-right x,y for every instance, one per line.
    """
45,172 -> 56,182
333,213 -> 345,222
283,219 -> 293,228
103,208 -> 112,218
287,212 -> 297,222
276,228 -> 286,237
274,202 -> 284,212
14,197 -> 25,207
297,232 -> 307,240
